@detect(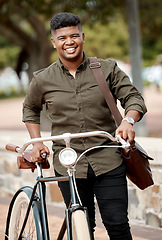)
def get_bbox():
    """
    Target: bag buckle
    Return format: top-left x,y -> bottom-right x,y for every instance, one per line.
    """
89,62 -> 101,69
